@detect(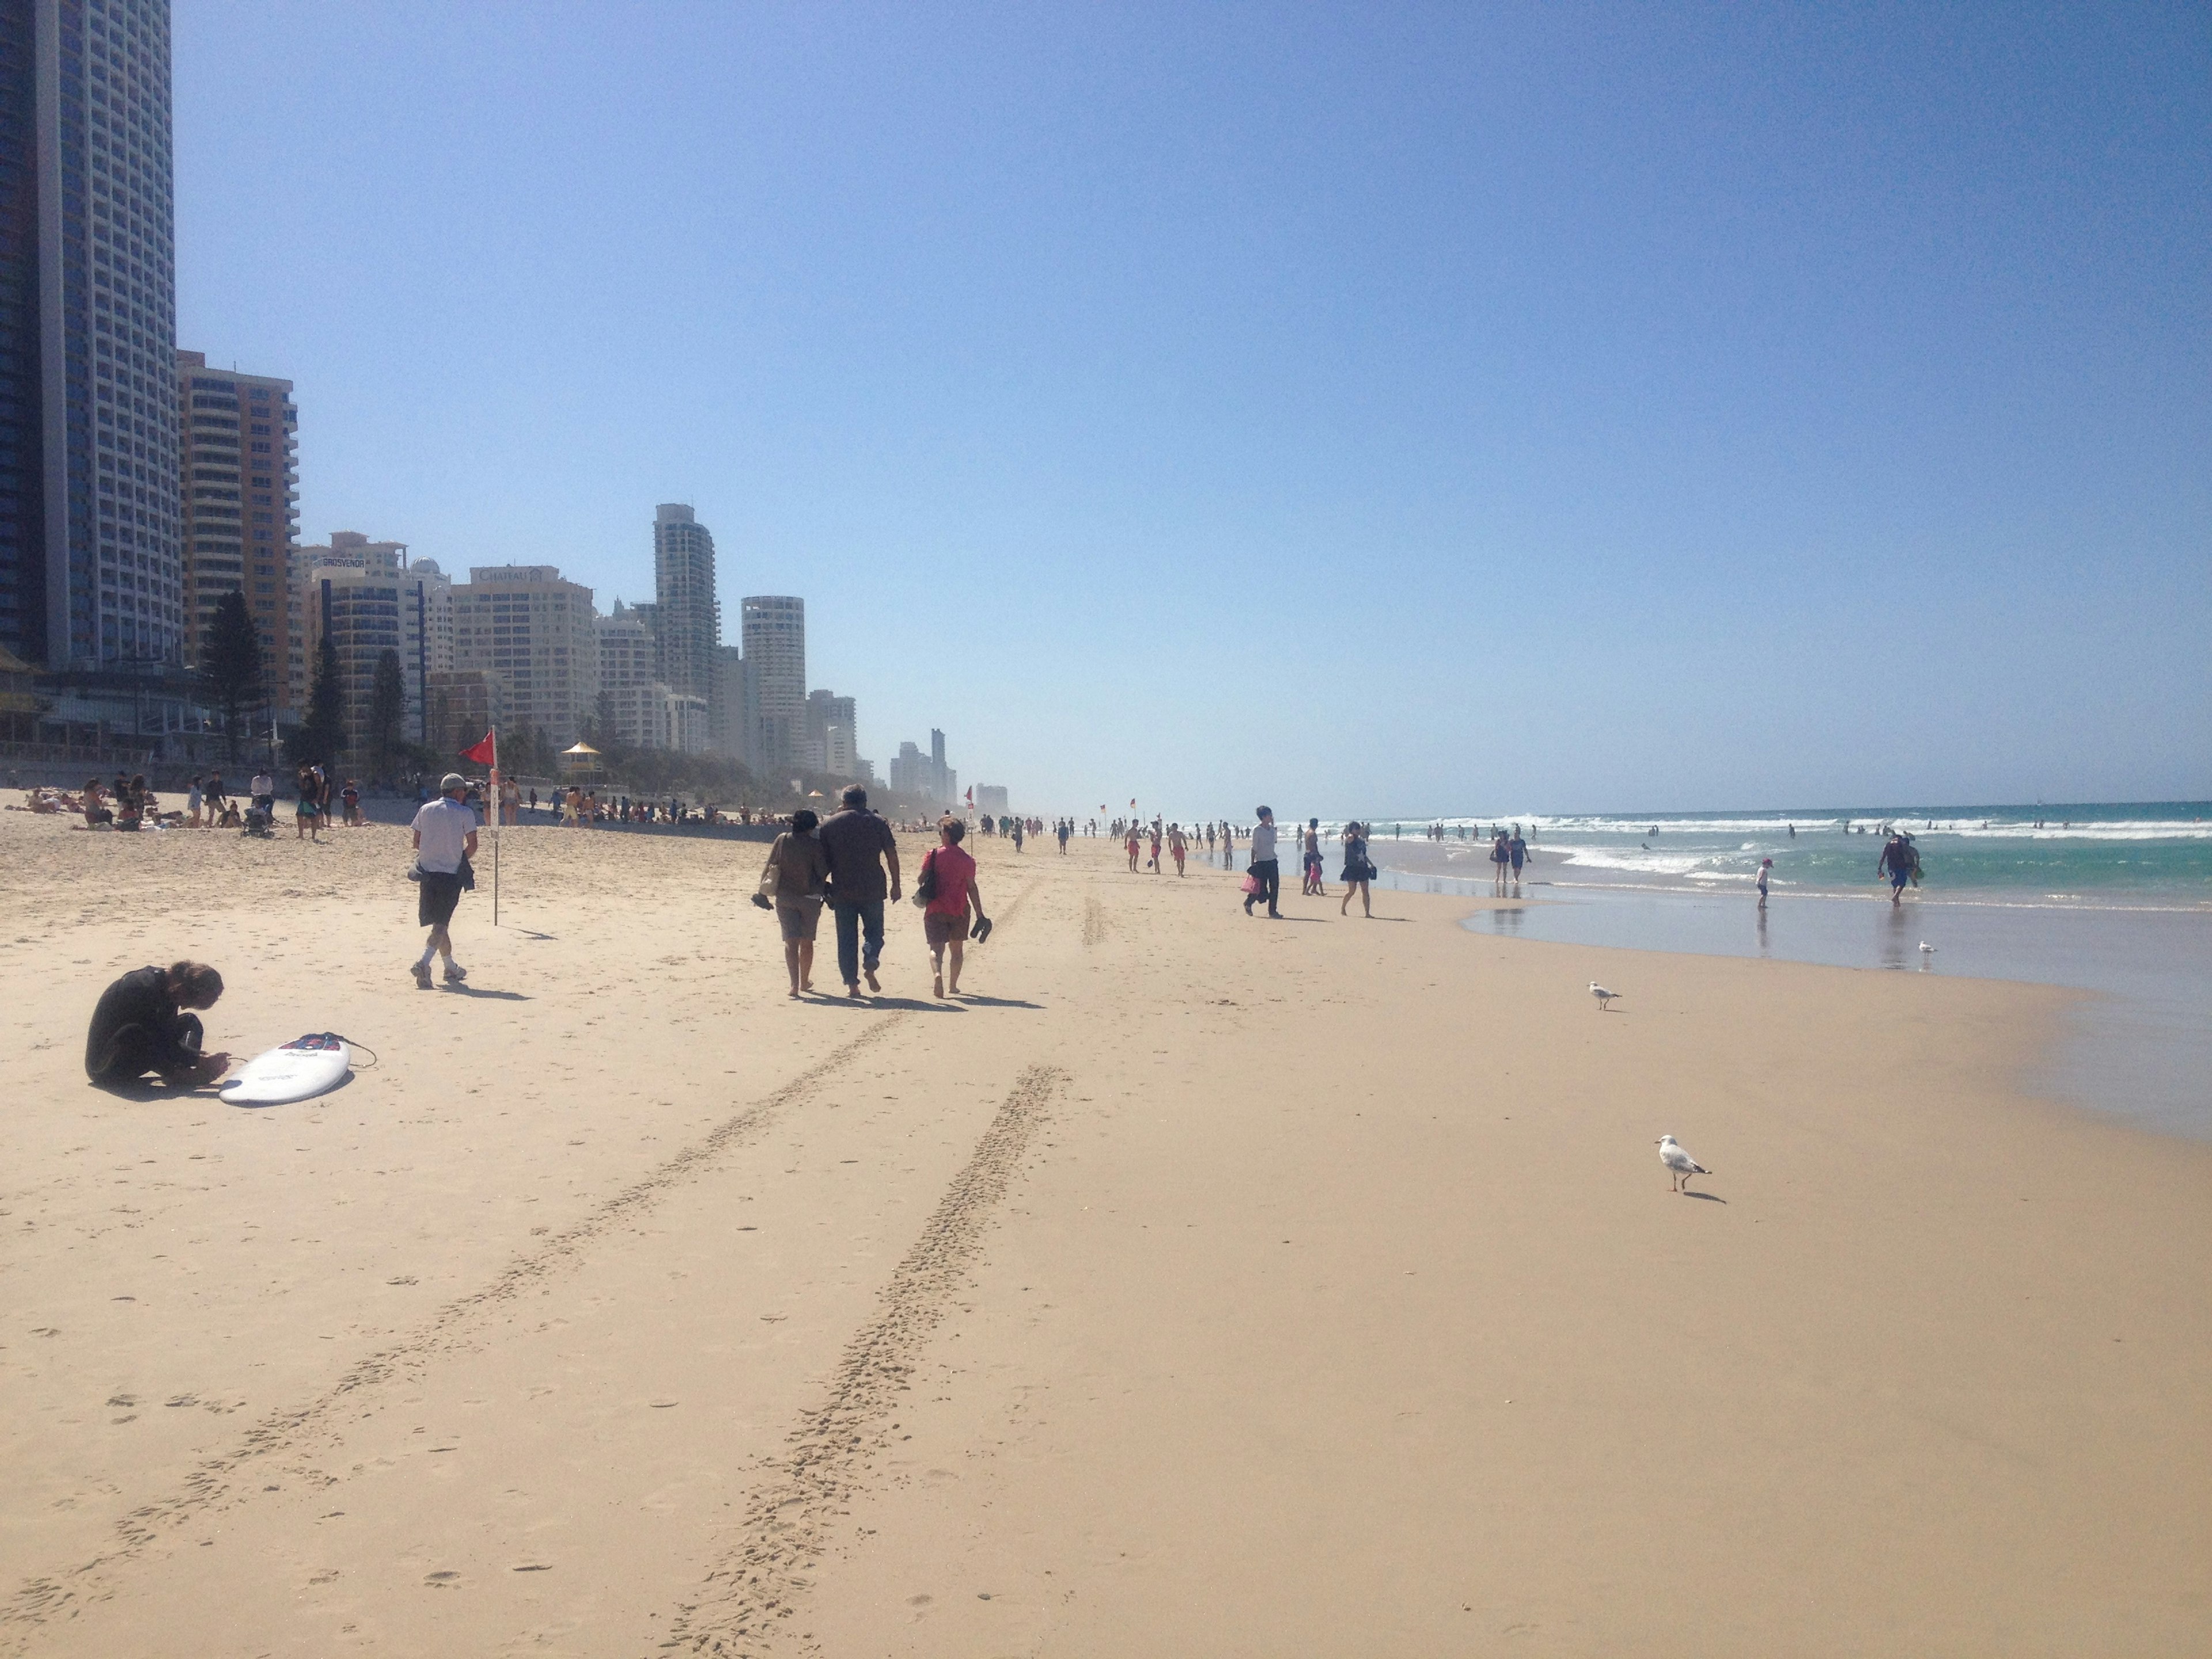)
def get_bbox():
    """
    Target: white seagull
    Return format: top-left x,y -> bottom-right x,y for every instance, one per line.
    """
1919,942 -> 1935,954
1589,980 -> 1619,1012
1657,1134 -> 1710,1194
